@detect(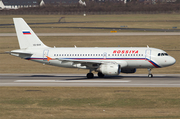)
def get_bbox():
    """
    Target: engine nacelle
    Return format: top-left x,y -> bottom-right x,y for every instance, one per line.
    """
121,68 -> 136,73
97,63 -> 121,76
